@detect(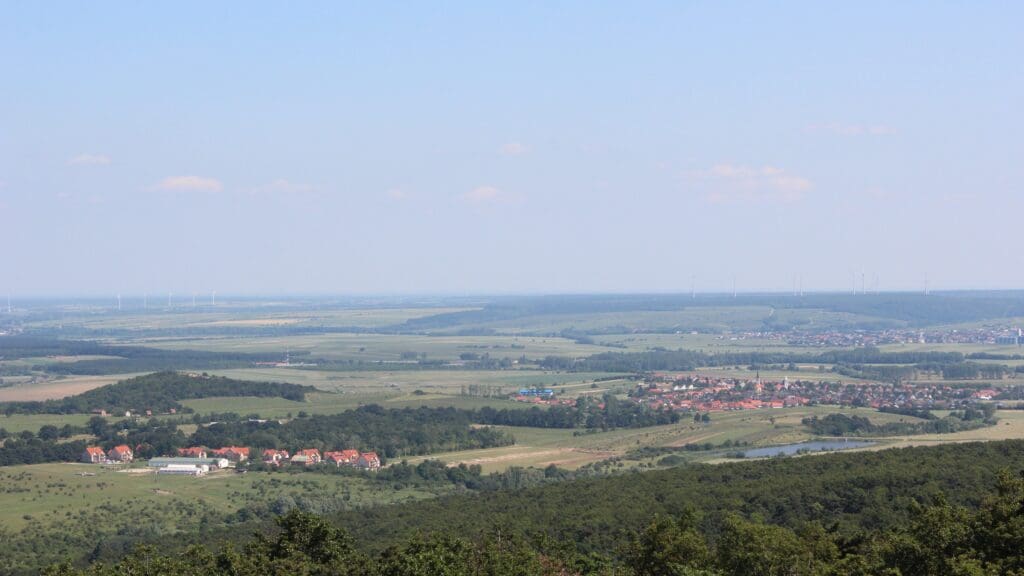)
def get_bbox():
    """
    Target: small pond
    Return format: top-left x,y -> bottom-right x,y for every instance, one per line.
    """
741,440 -> 875,458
